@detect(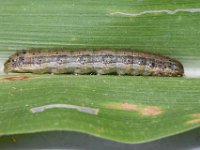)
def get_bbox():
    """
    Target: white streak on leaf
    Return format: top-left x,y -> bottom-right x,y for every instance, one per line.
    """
184,67 -> 200,78
30,104 -> 99,115
110,8 -> 200,17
